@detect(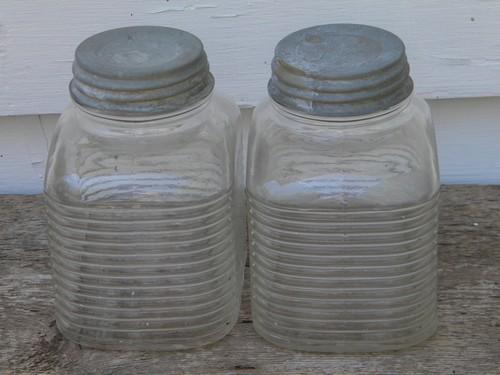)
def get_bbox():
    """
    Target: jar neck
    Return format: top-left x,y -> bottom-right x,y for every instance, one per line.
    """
73,94 -> 212,125
270,95 -> 412,127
